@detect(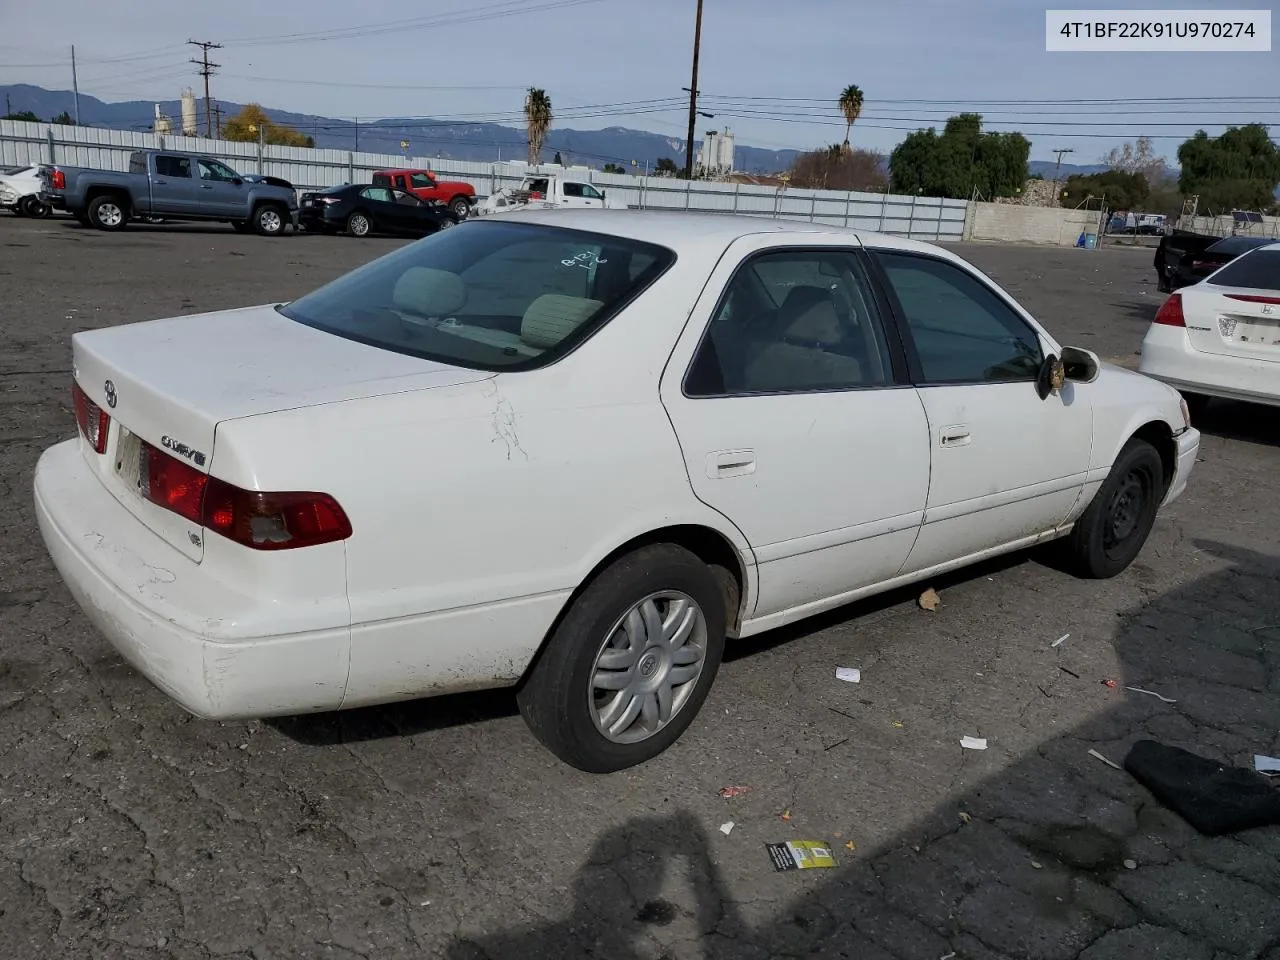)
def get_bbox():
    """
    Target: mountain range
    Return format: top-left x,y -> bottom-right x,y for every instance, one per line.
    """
2,83 -> 1125,179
